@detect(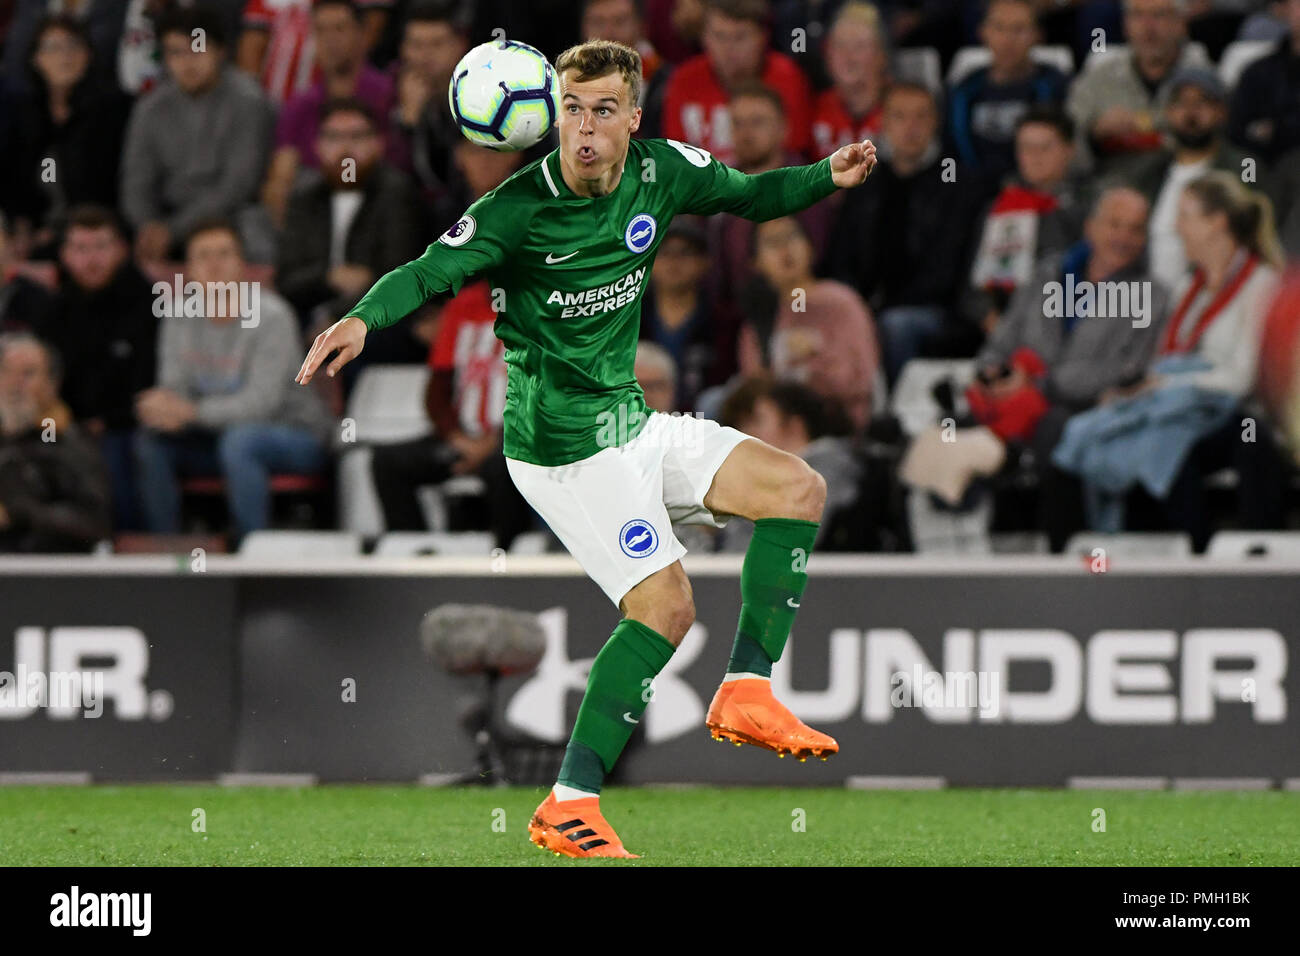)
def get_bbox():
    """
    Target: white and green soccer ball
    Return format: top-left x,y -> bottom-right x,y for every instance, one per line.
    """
448,38 -> 559,151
